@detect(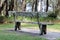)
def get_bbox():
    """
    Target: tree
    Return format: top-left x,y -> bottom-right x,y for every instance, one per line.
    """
57,0 -> 60,8
35,0 -> 41,29
5,0 -> 8,17
5,0 -> 14,17
46,0 -> 49,12
0,0 -> 1,5
35,0 -> 38,11
0,0 -> 6,15
14,0 -> 18,11
8,0 -> 14,11
21,0 -> 26,11
40,0 -> 43,12
0,0 -> 1,15
32,0 -> 35,11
